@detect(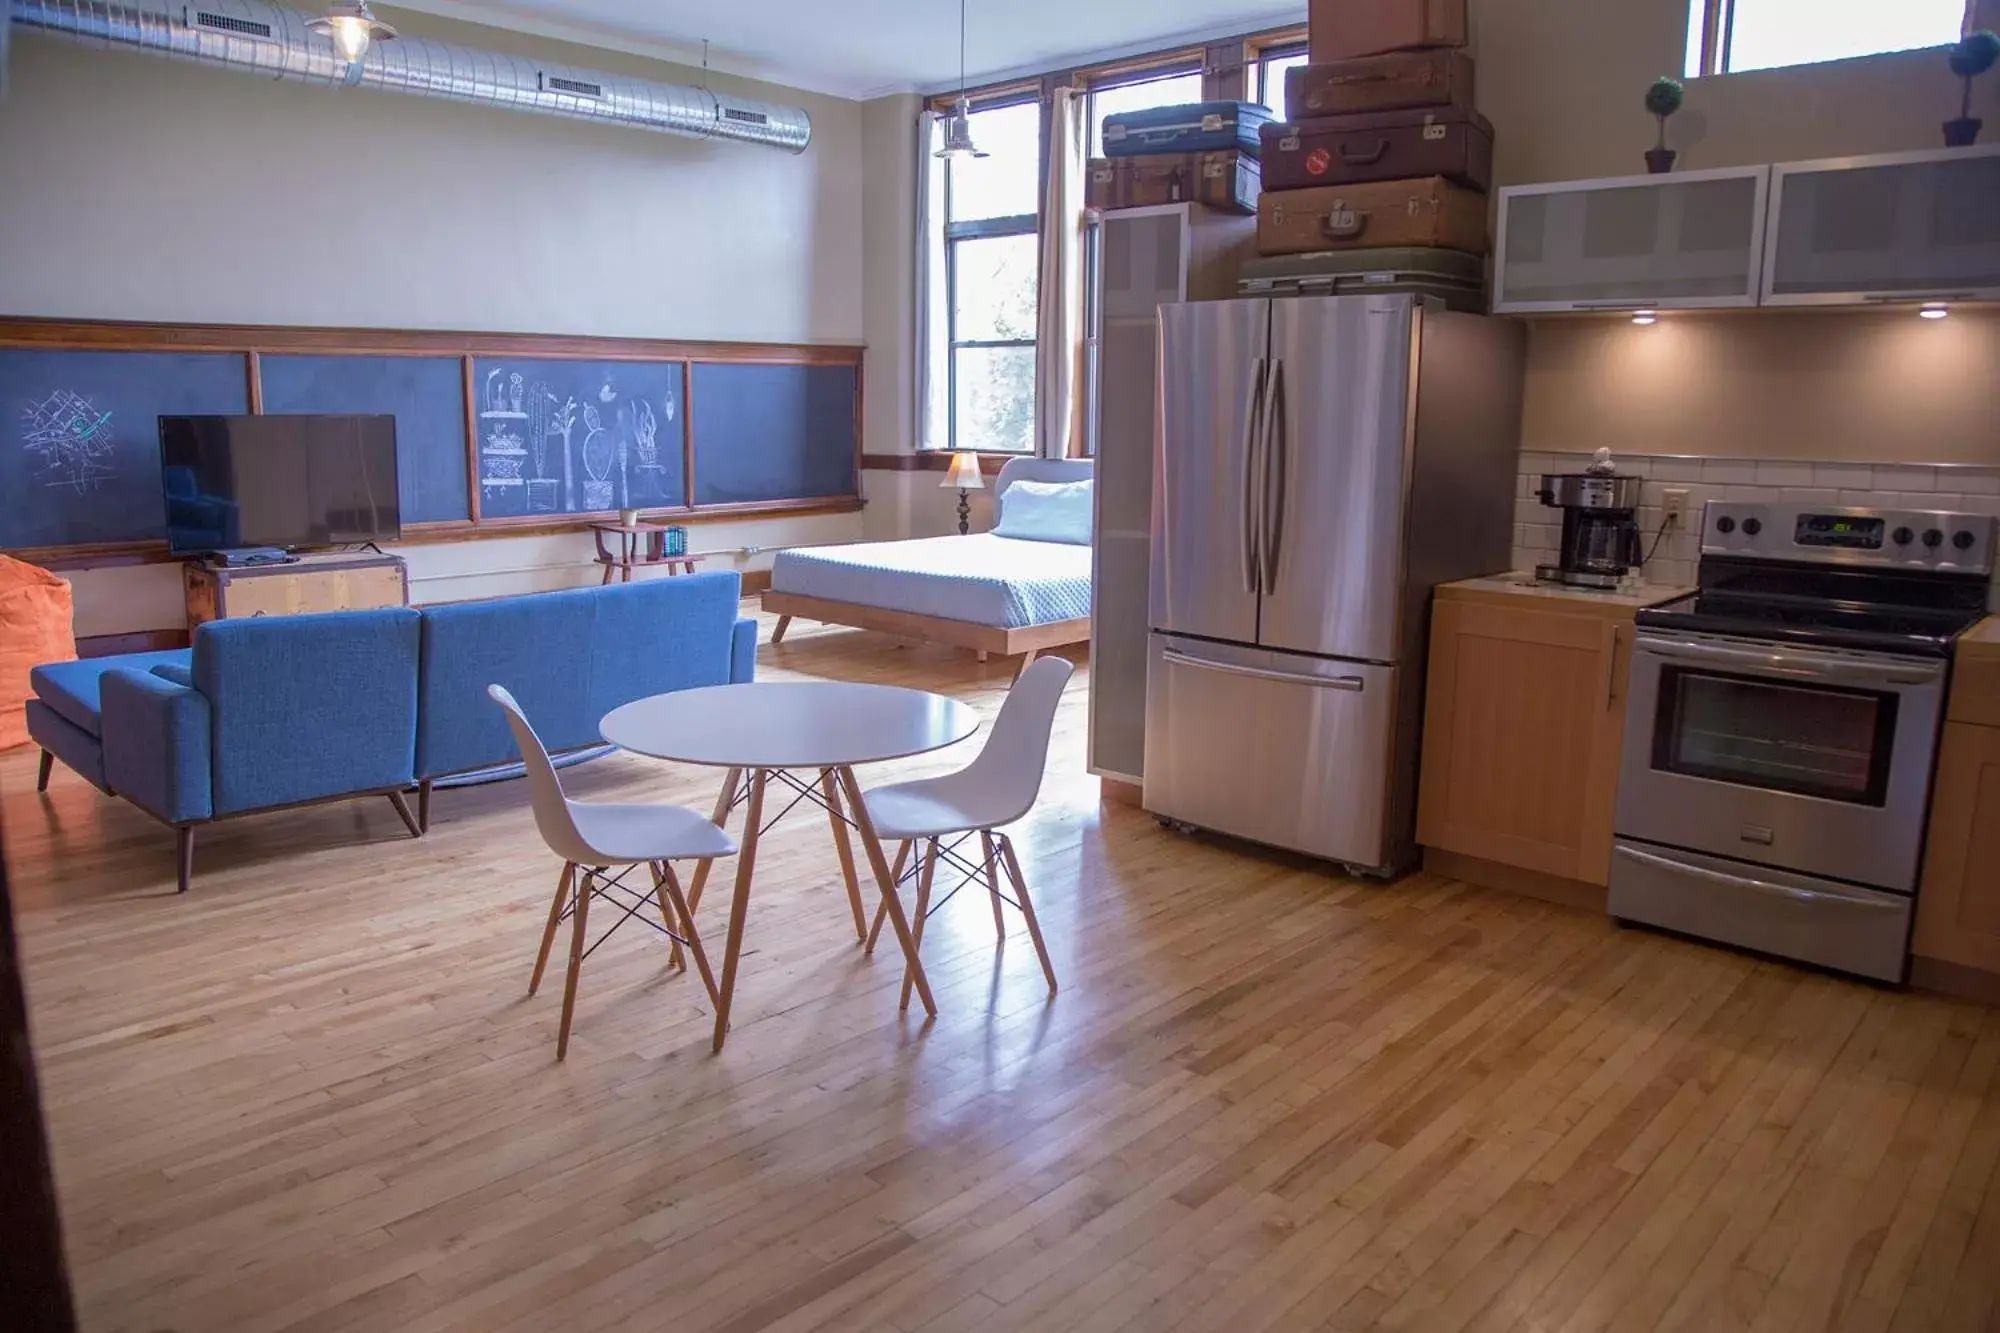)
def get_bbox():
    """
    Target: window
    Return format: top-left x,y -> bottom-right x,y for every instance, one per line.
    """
1254,45 -> 1308,115
1086,67 -> 1206,159
1685,0 -> 1970,77
945,100 -> 1041,454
